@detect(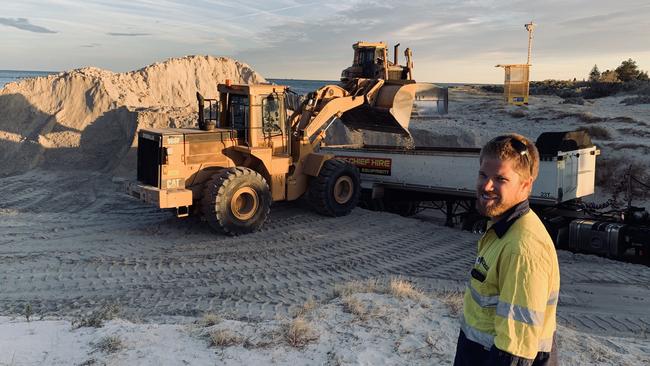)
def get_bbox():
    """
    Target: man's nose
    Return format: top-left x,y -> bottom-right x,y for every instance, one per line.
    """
481,178 -> 494,191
